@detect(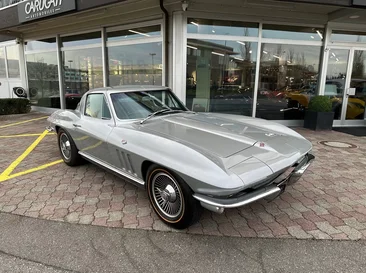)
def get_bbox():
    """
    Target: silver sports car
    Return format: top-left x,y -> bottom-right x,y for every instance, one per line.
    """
47,86 -> 314,229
